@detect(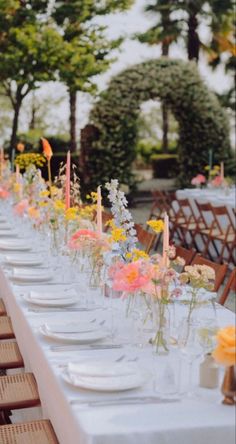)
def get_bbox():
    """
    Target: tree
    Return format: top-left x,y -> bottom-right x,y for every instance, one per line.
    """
0,1 -> 64,159
136,1 -> 181,152
135,0 -> 234,152
52,0 -> 134,152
